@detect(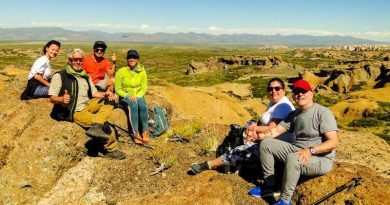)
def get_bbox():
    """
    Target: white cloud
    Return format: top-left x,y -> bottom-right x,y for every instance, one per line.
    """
208,26 -> 220,32
140,24 -> 150,30
365,31 -> 390,38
